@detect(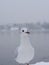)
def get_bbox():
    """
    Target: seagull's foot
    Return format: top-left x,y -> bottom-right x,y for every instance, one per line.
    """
27,63 -> 29,65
